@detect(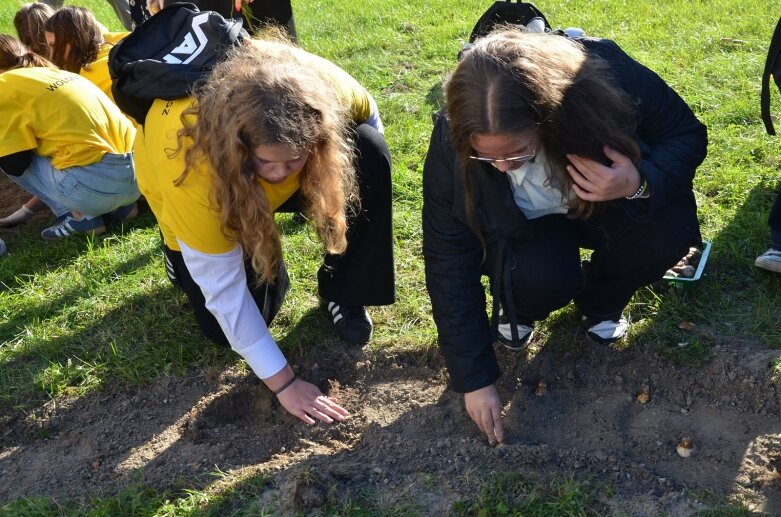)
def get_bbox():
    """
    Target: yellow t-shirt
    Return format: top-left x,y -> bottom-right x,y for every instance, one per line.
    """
79,32 -> 129,102
137,52 -> 375,254
304,52 -> 372,123
0,67 -> 135,170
